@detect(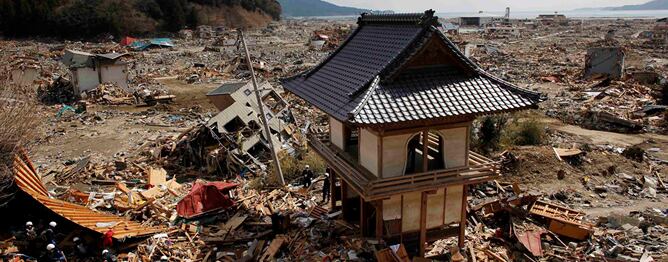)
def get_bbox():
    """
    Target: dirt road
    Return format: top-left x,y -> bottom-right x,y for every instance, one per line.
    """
543,118 -> 668,161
